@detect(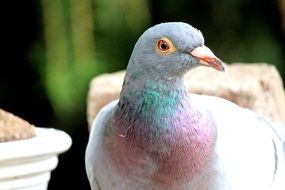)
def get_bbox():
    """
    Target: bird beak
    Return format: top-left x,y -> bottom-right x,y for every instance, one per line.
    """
189,46 -> 225,72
